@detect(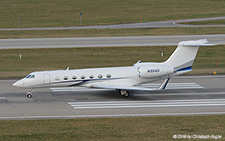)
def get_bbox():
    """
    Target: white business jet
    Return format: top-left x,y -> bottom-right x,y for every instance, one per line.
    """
13,39 -> 214,98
